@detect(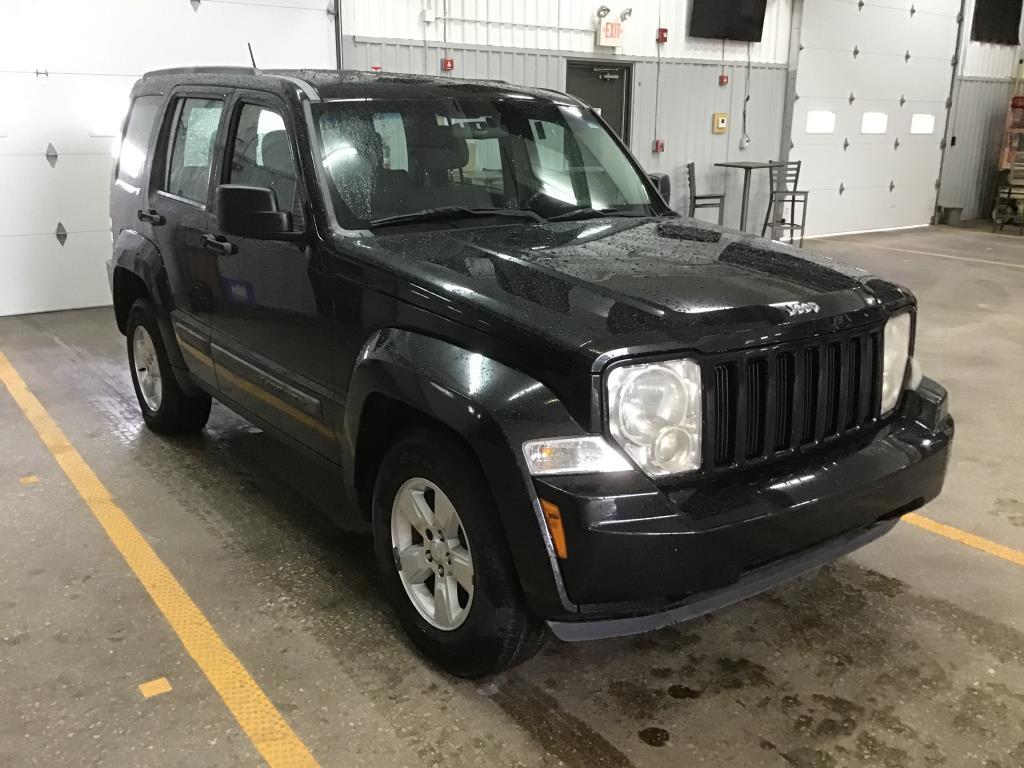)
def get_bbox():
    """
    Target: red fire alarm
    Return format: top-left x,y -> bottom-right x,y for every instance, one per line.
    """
719,73 -> 729,86
441,57 -> 455,72
369,65 -> 382,72
656,27 -> 668,44
652,138 -> 665,153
